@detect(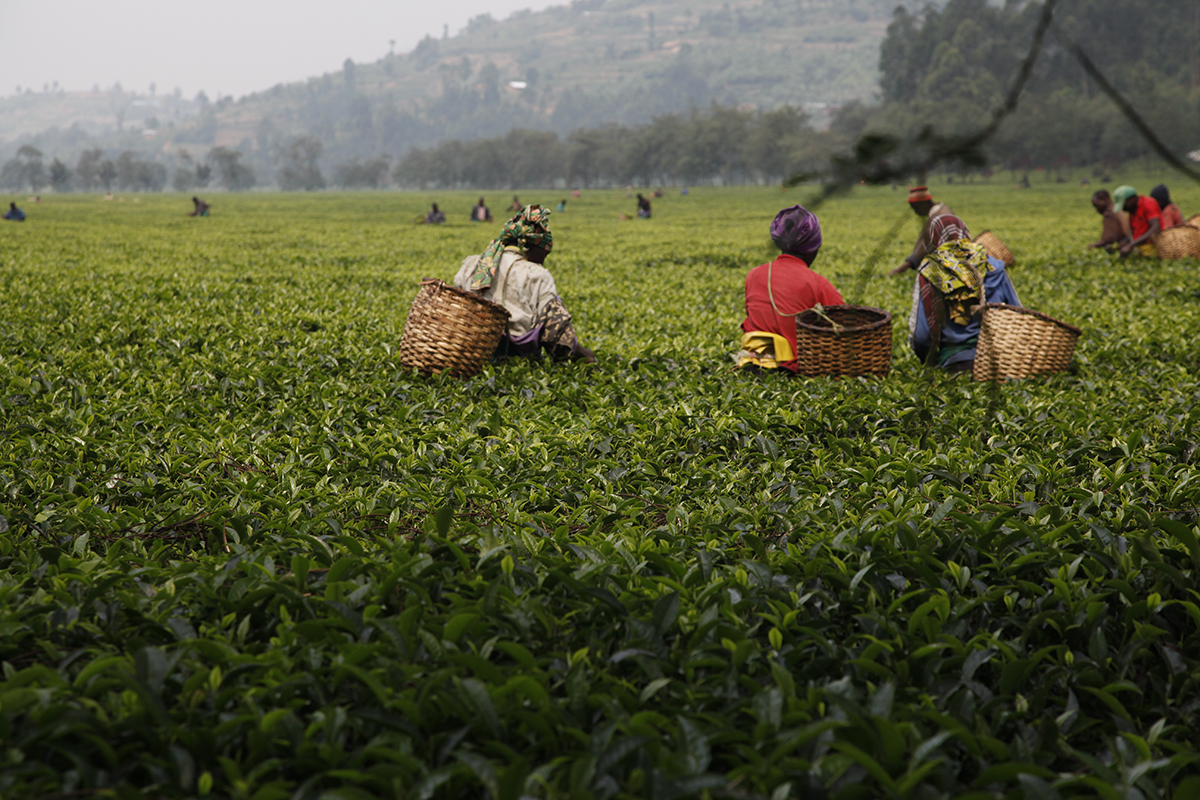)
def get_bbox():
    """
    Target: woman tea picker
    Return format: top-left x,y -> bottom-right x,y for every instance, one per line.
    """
454,205 -> 596,363
736,205 -> 844,374
893,186 -> 1021,373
